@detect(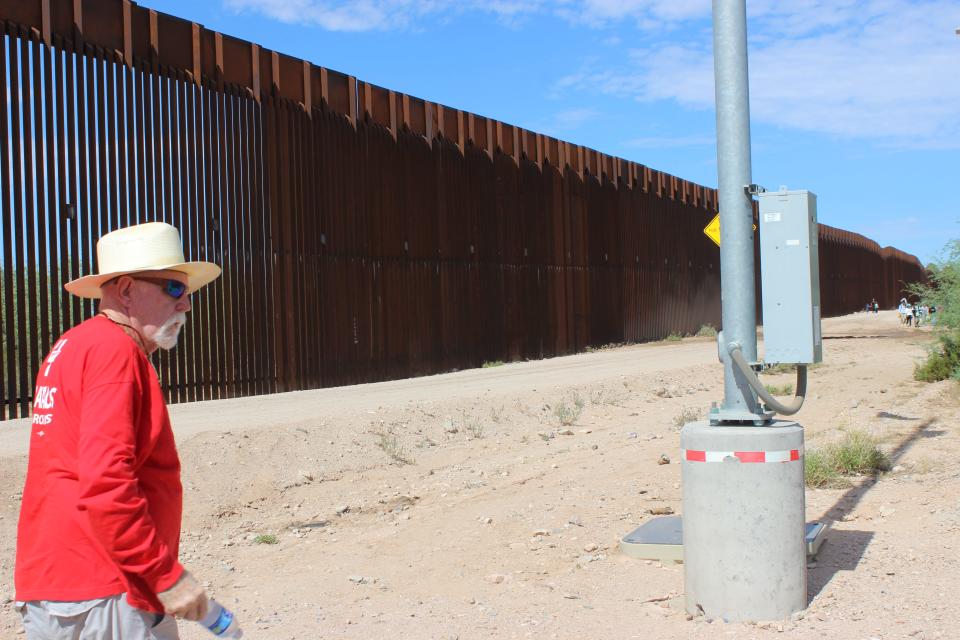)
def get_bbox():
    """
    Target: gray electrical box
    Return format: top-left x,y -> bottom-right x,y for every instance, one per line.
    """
757,189 -> 822,365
